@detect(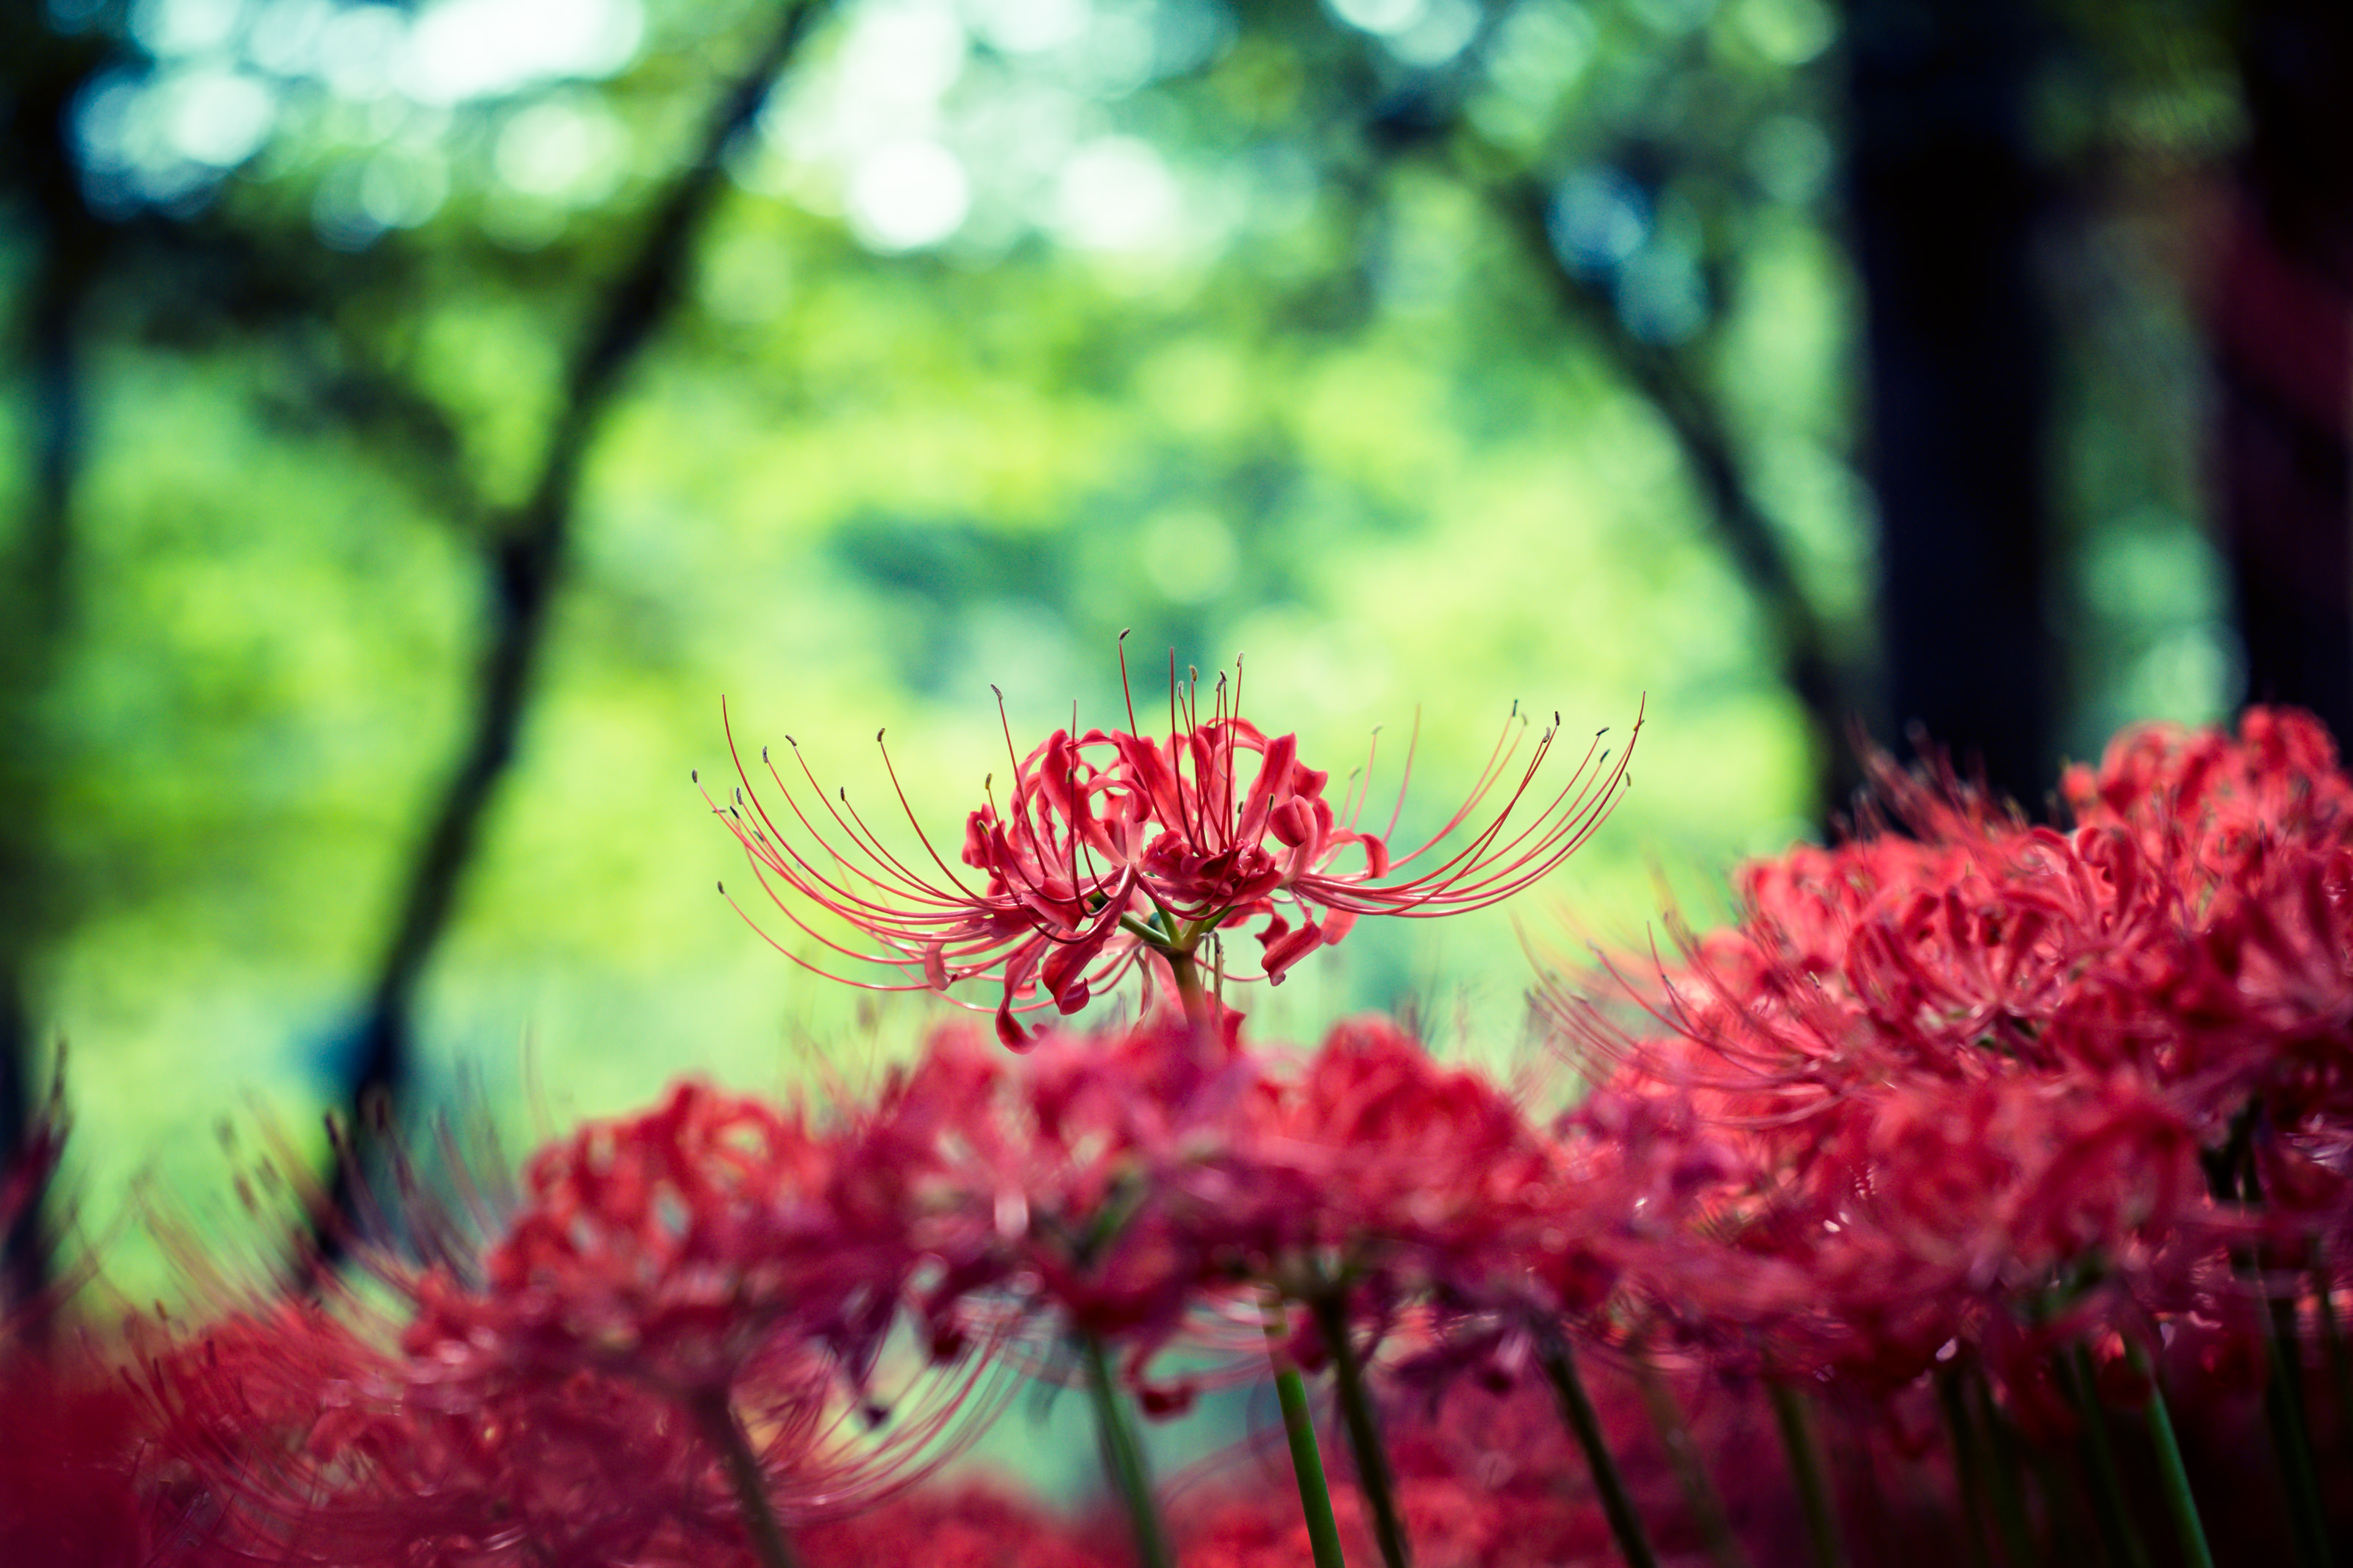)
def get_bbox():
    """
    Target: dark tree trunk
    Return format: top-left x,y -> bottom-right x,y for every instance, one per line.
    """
1845,0 -> 2058,808
0,12 -> 114,1319
2213,2 -> 2353,743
